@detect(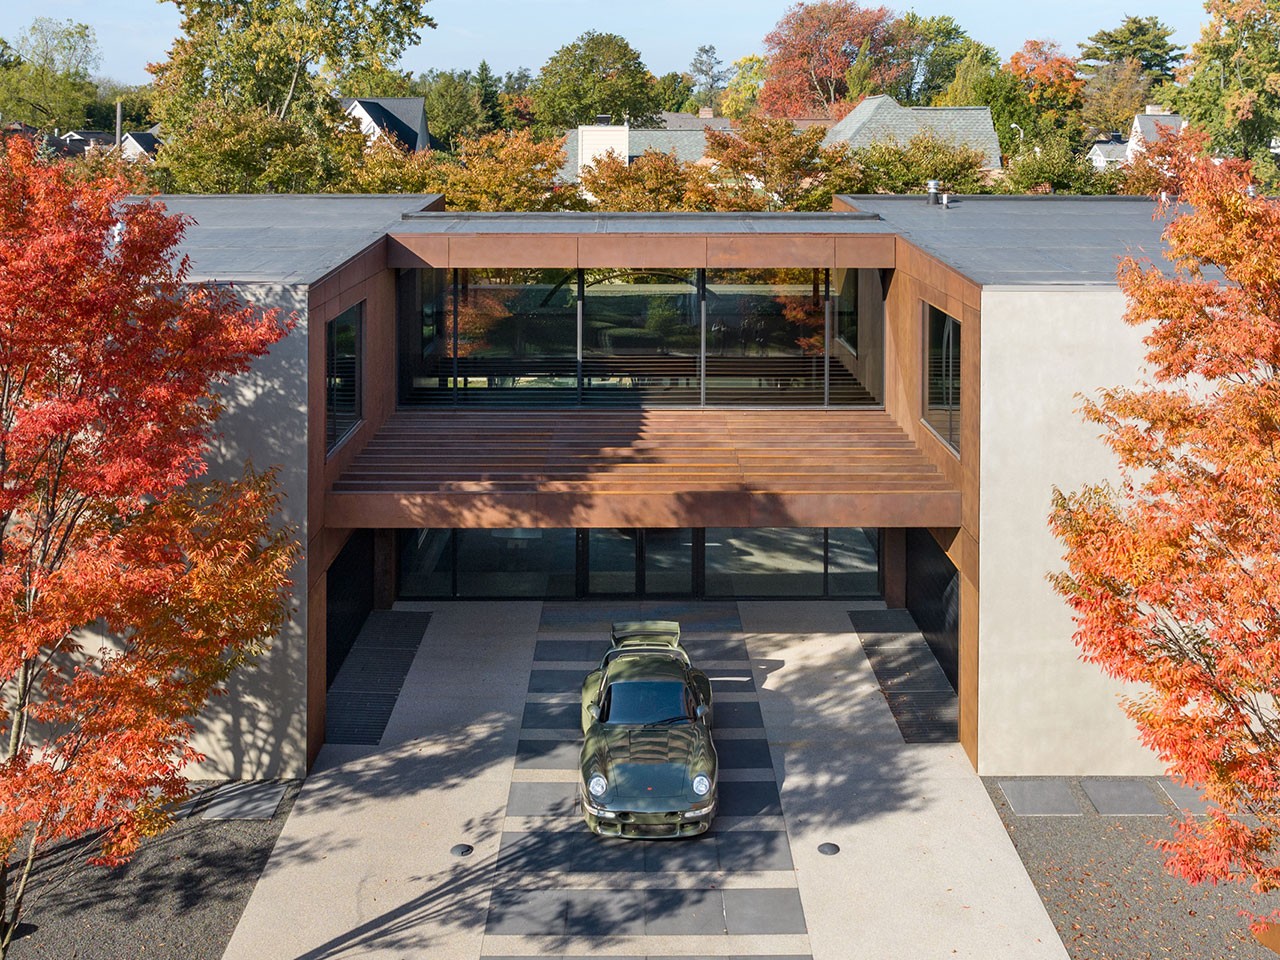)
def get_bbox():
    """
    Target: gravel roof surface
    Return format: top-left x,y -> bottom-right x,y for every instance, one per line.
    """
9,780 -> 300,960
983,776 -> 1280,959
